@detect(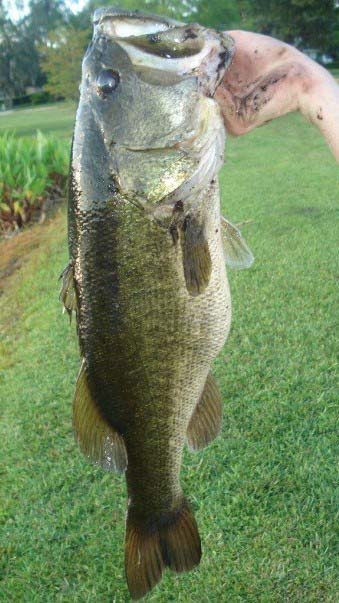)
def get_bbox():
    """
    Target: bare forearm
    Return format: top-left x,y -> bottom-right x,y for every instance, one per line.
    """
215,30 -> 339,161
299,63 -> 339,160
